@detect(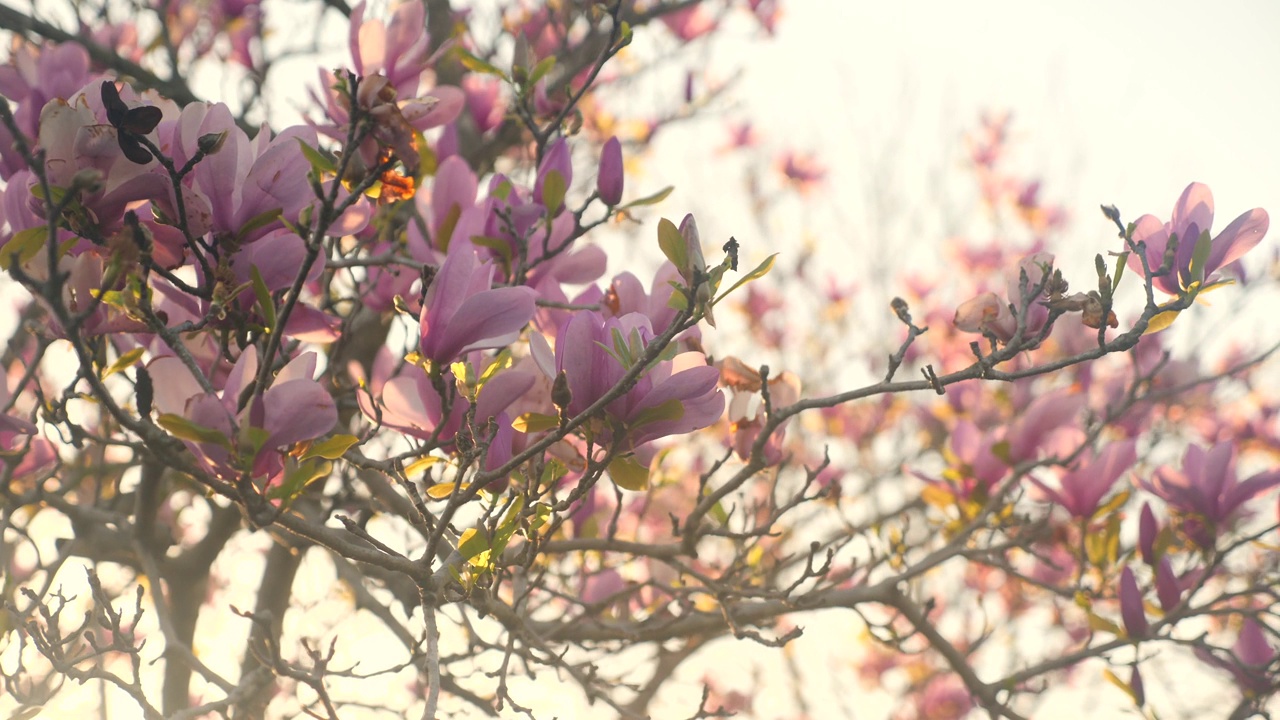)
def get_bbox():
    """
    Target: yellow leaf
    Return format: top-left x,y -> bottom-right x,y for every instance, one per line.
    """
1144,309 -> 1180,334
102,347 -> 145,380
426,482 -> 469,499
404,456 -> 441,477
300,434 -> 360,460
